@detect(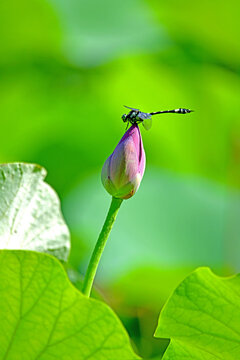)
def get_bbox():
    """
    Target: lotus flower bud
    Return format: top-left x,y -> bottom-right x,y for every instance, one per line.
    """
101,124 -> 146,199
